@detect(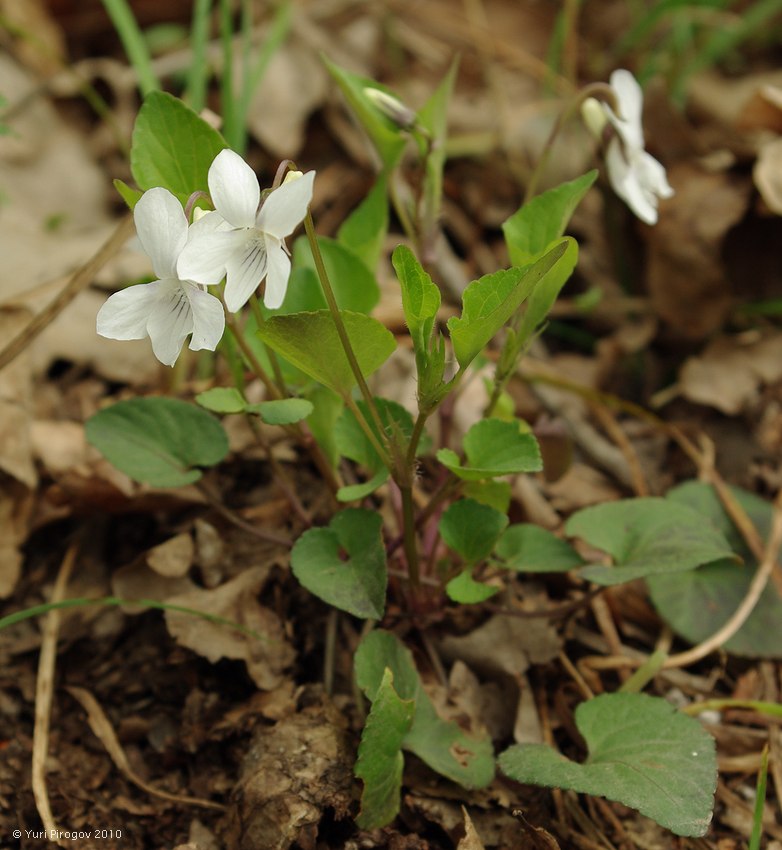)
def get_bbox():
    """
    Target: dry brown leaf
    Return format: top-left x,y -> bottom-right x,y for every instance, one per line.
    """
679,333 -> 782,415
644,163 -> 750,338
439,614 -> 561,679
754,137 -> 782,215
147,532 -> 195,578
30,420 -> 88,475
457,806 -> 486,850
165,567 -> 294,690
737,84 -> 782,133
545,462 -> 621,512
111,561 -> 198,611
